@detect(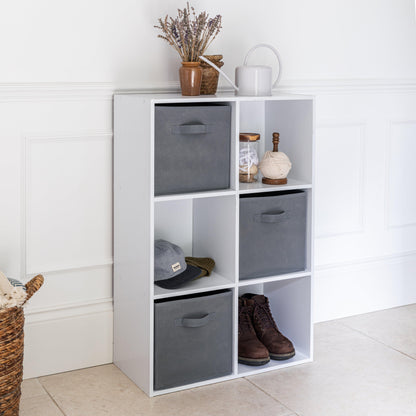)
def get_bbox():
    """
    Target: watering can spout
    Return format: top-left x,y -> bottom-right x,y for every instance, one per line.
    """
199,56 -> 239,92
